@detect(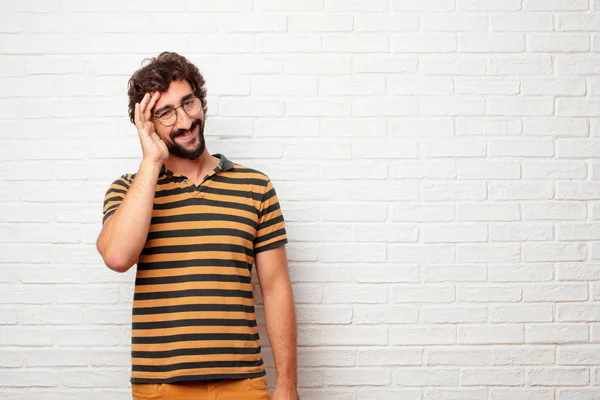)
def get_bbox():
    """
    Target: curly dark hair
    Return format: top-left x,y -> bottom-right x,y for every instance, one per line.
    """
127,52 -> 208,124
